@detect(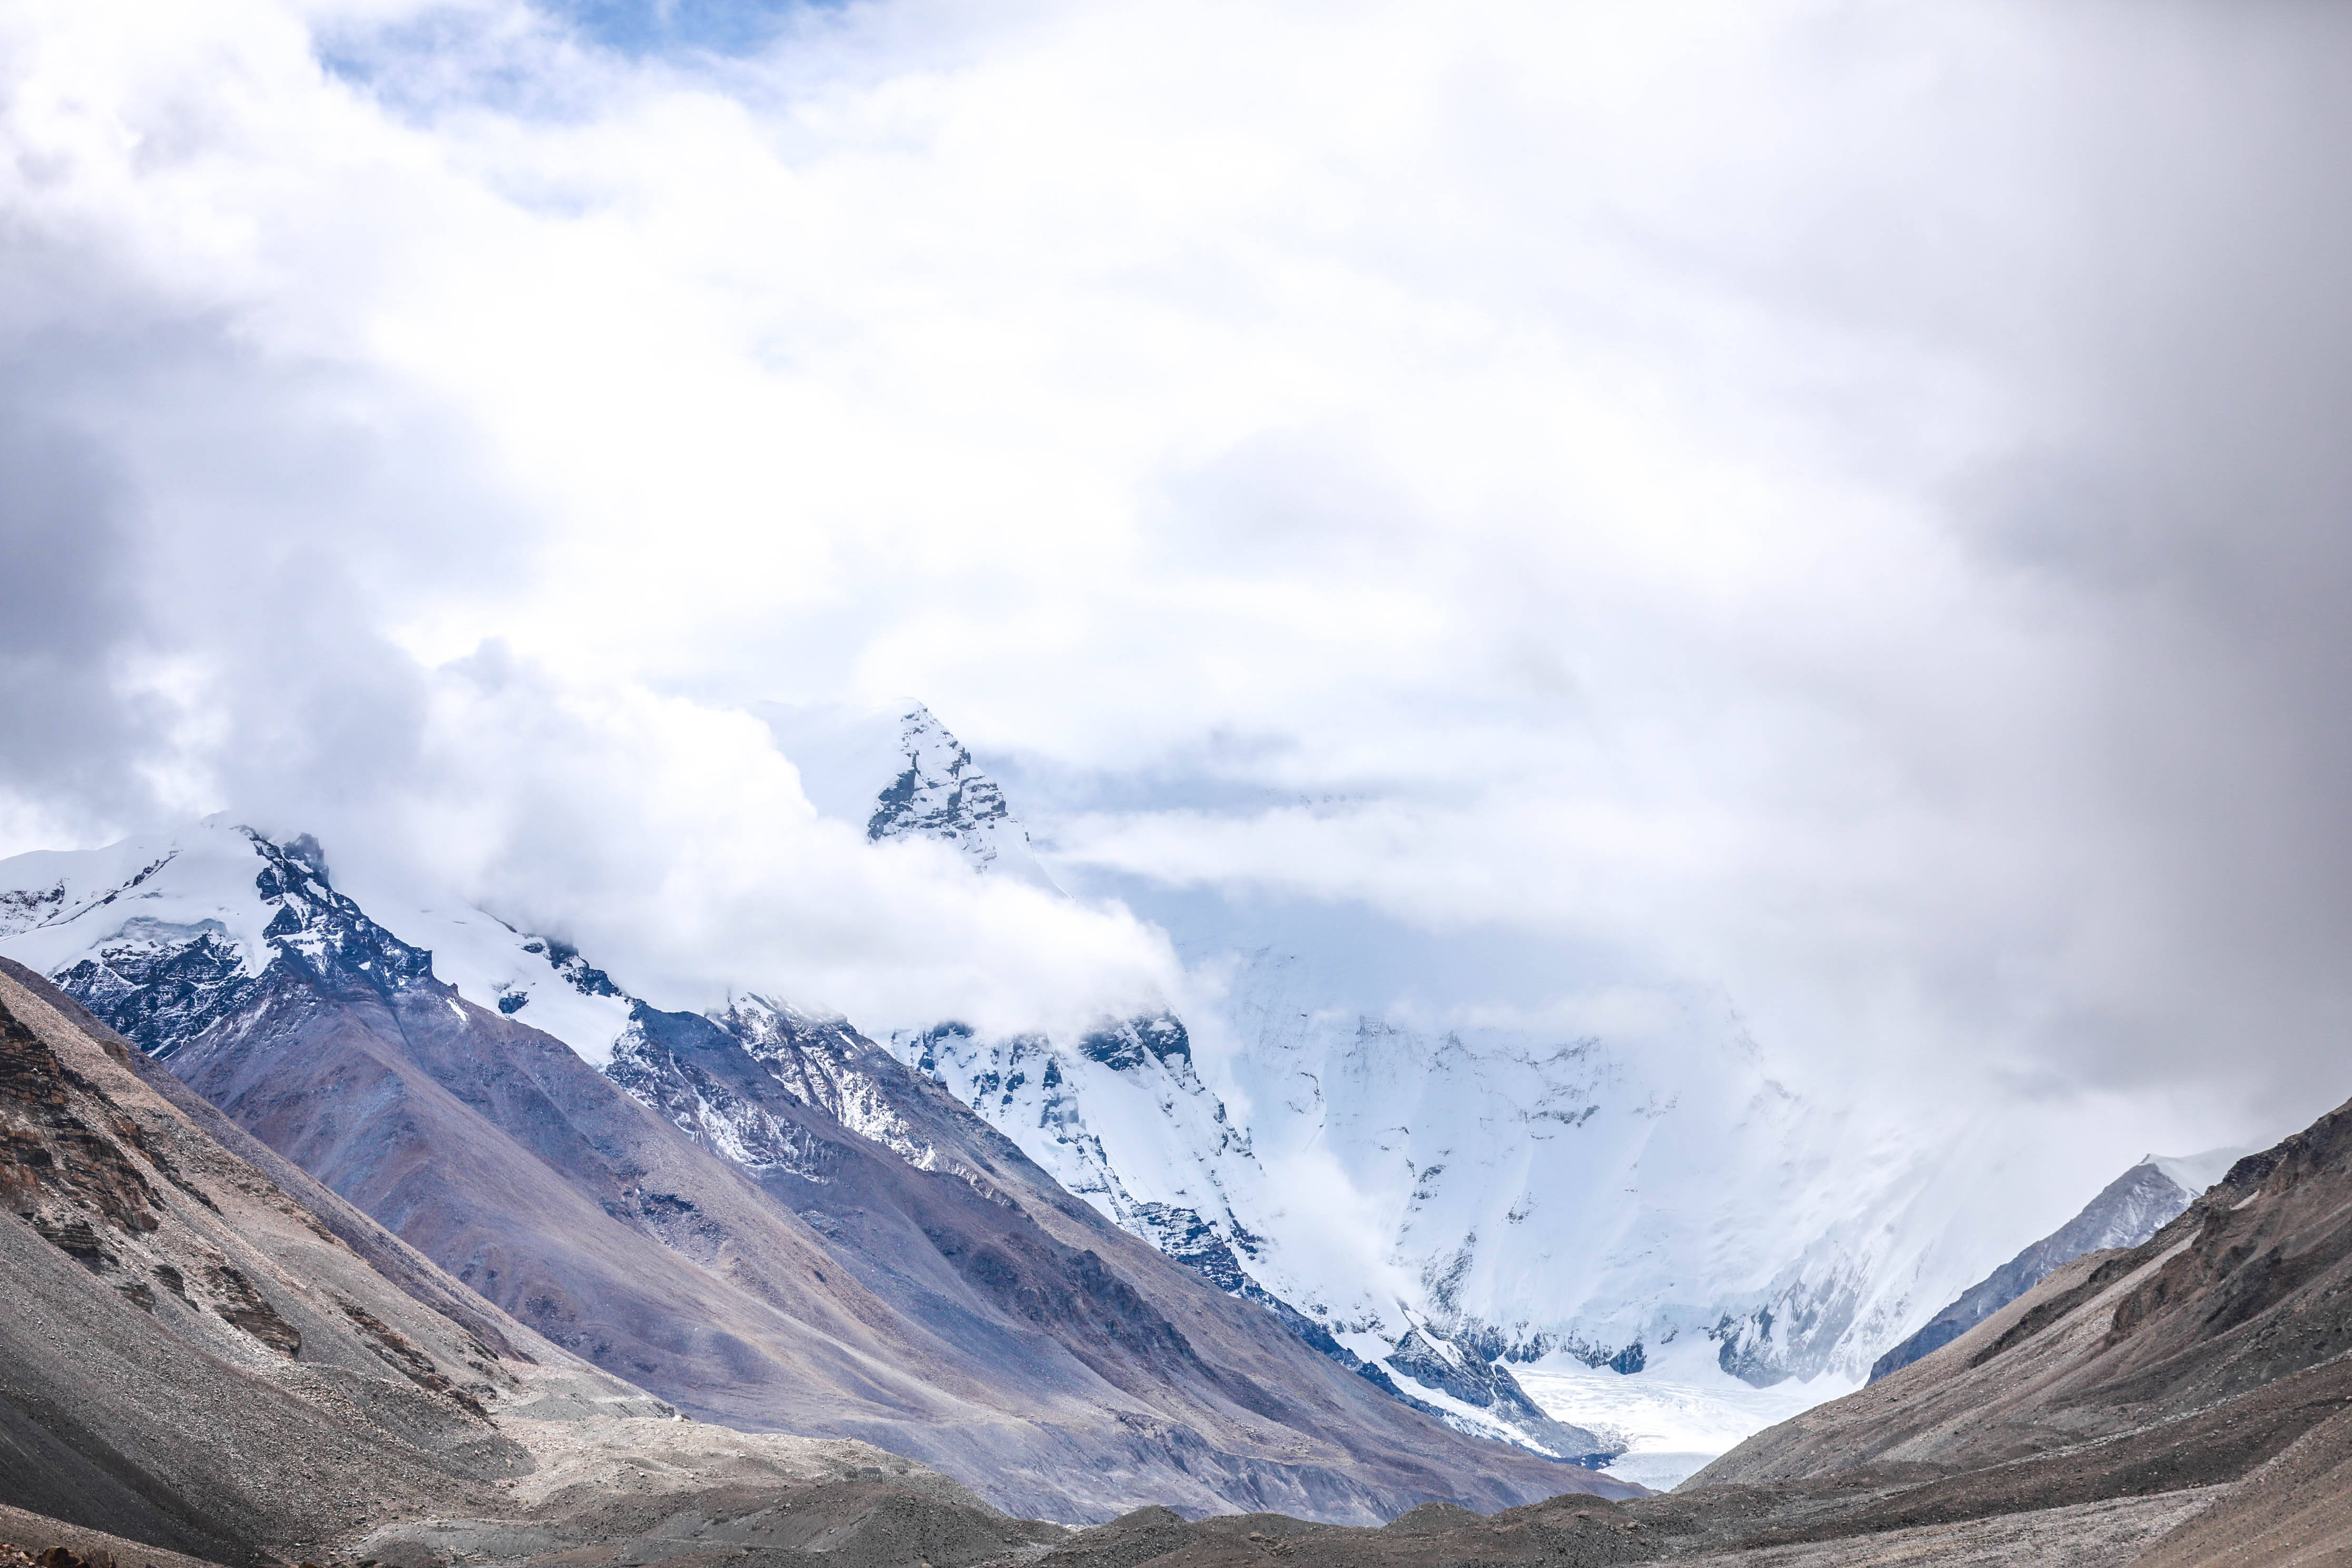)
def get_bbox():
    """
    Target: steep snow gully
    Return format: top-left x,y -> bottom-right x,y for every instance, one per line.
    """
0,703 -> 2240,1489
